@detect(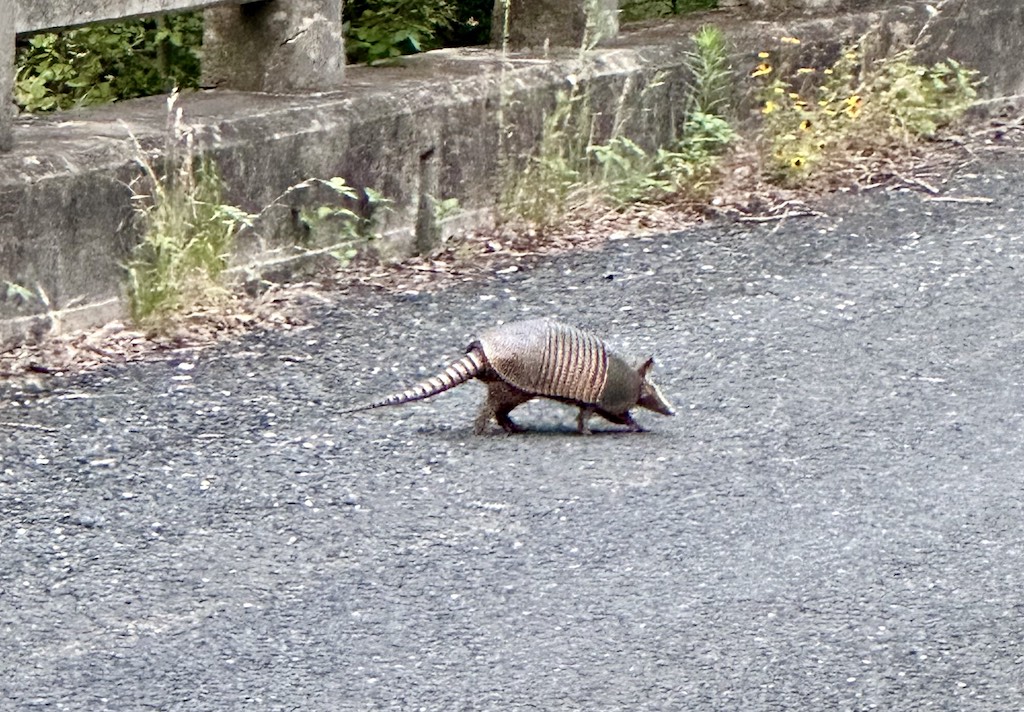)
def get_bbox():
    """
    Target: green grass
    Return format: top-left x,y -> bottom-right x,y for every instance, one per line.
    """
126,156 -> 249,326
